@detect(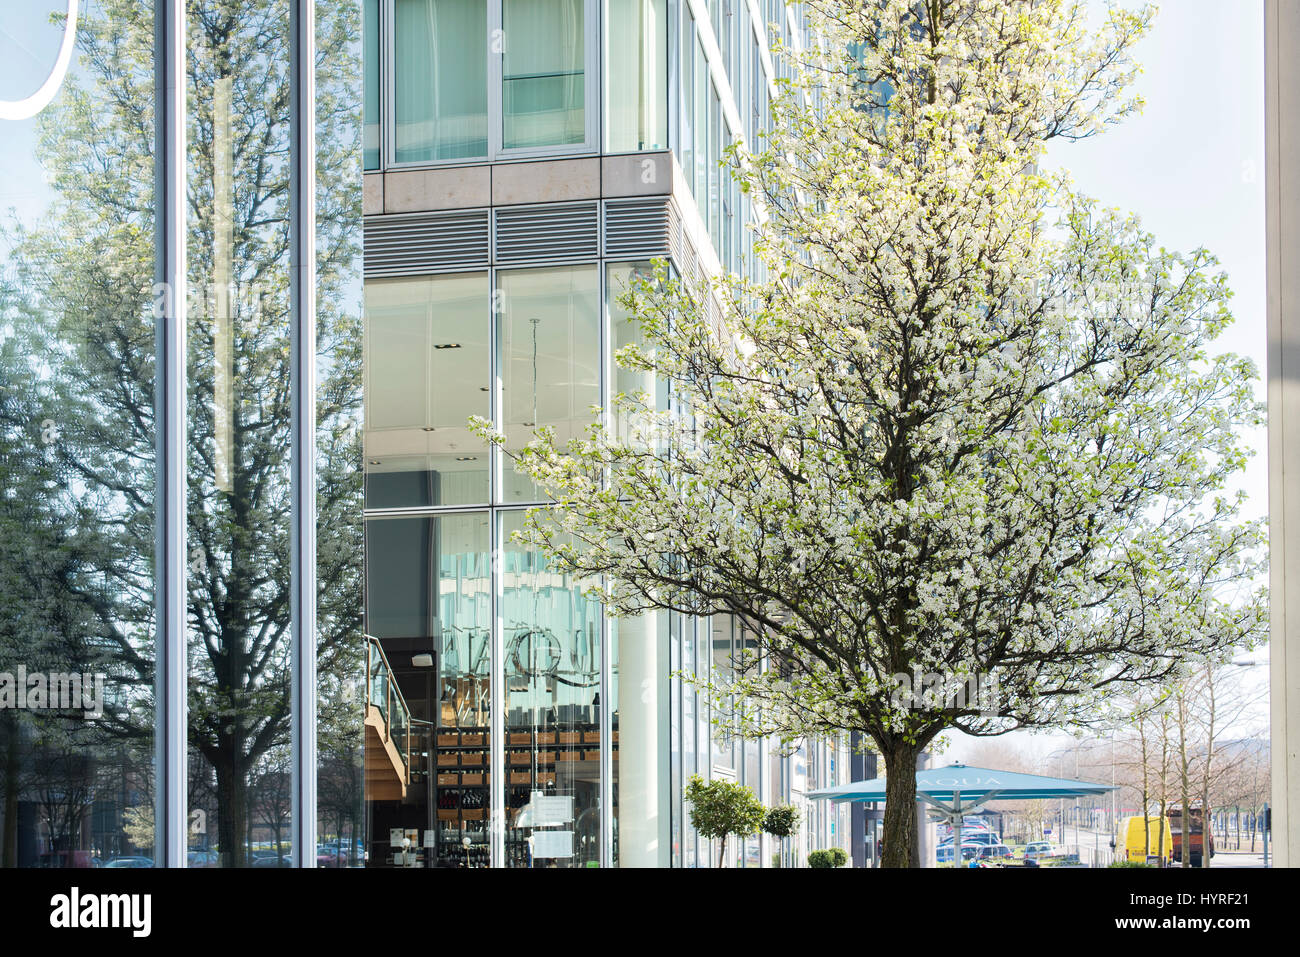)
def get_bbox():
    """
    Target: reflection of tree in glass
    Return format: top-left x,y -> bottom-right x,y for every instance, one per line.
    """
0,0 -> 363,867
